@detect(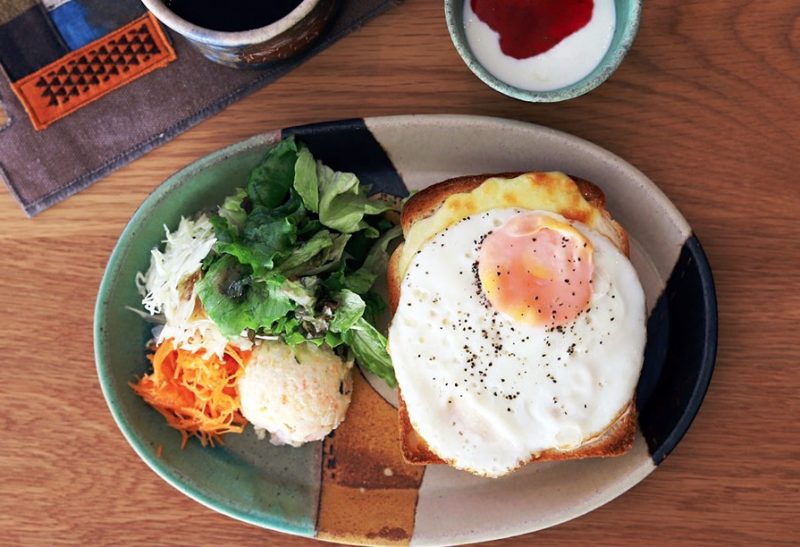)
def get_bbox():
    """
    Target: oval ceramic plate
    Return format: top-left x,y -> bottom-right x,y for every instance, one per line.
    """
95,115 -> 717,546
